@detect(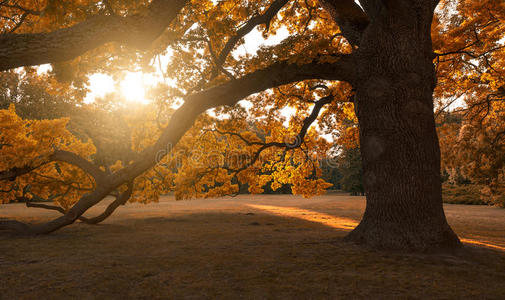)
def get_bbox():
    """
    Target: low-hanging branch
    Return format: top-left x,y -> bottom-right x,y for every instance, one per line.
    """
0,150 -> 106,182
20,181 -> 133,225
0,0 -> 368,236
77,181 -> 133,225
